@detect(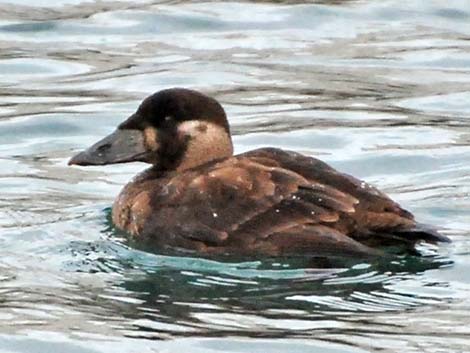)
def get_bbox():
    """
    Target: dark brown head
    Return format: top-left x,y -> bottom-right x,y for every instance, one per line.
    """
69,88 -> 233,171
